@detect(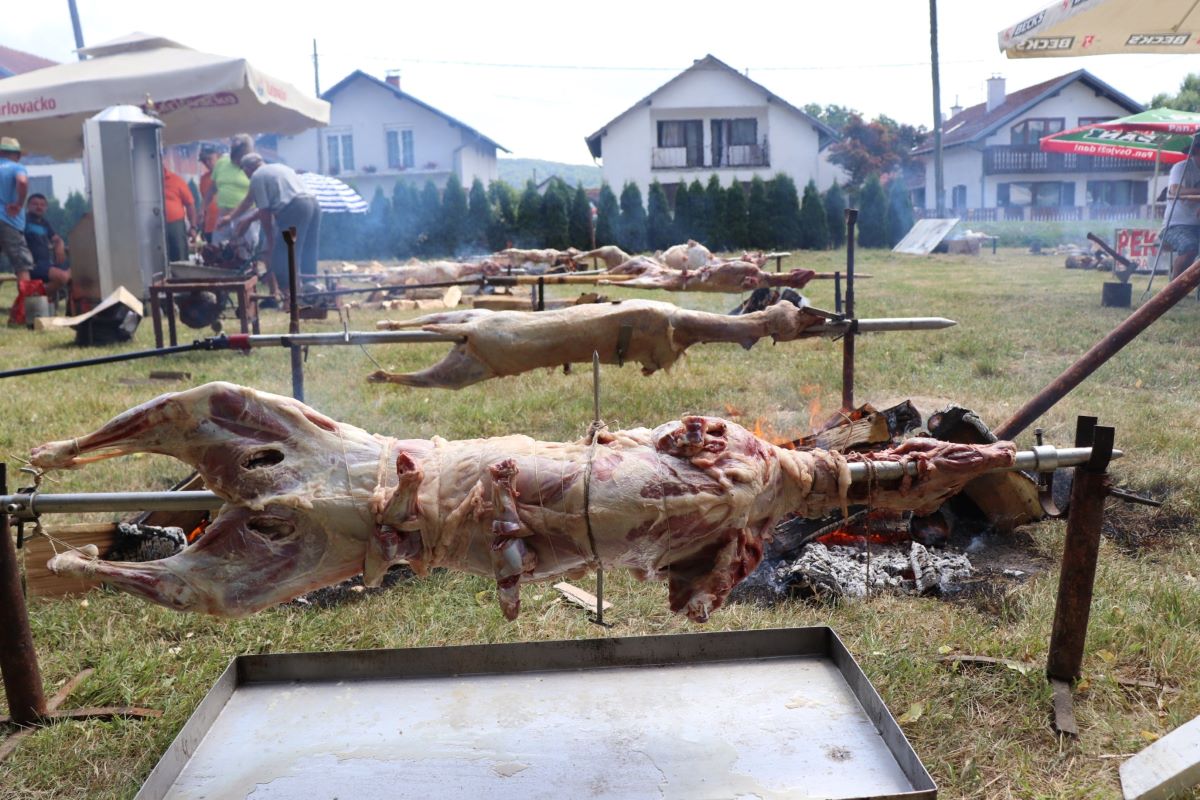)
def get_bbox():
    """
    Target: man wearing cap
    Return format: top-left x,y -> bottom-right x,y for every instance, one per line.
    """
224,154 -> 320,297
1161,133 -> 1200,280
0,137 -> 34,280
